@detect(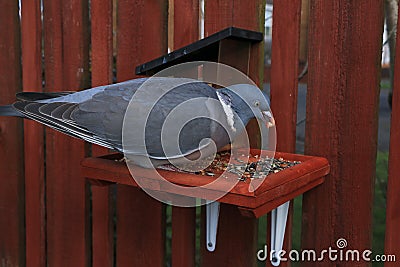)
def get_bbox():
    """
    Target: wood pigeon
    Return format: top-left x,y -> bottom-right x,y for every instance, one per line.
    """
0,77 -> 274,168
